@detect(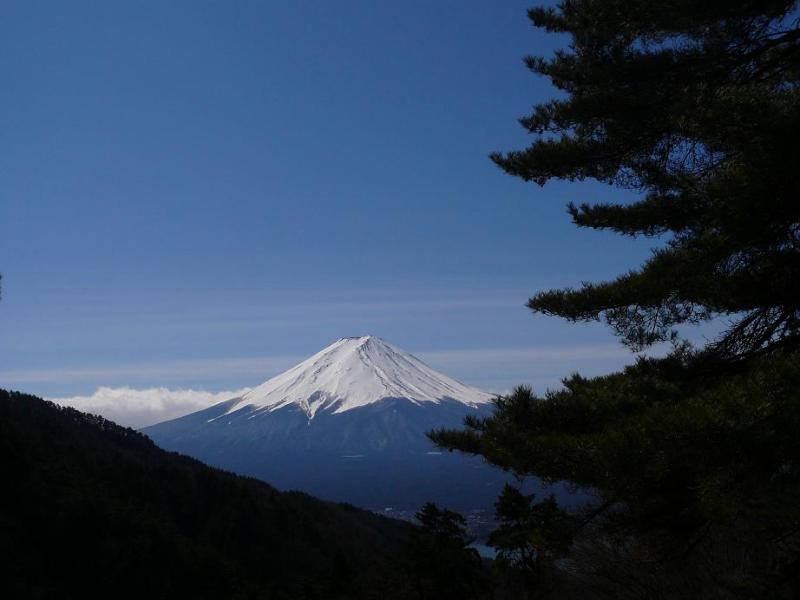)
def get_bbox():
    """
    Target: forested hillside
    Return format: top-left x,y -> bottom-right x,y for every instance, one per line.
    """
0,389 -> 414,599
